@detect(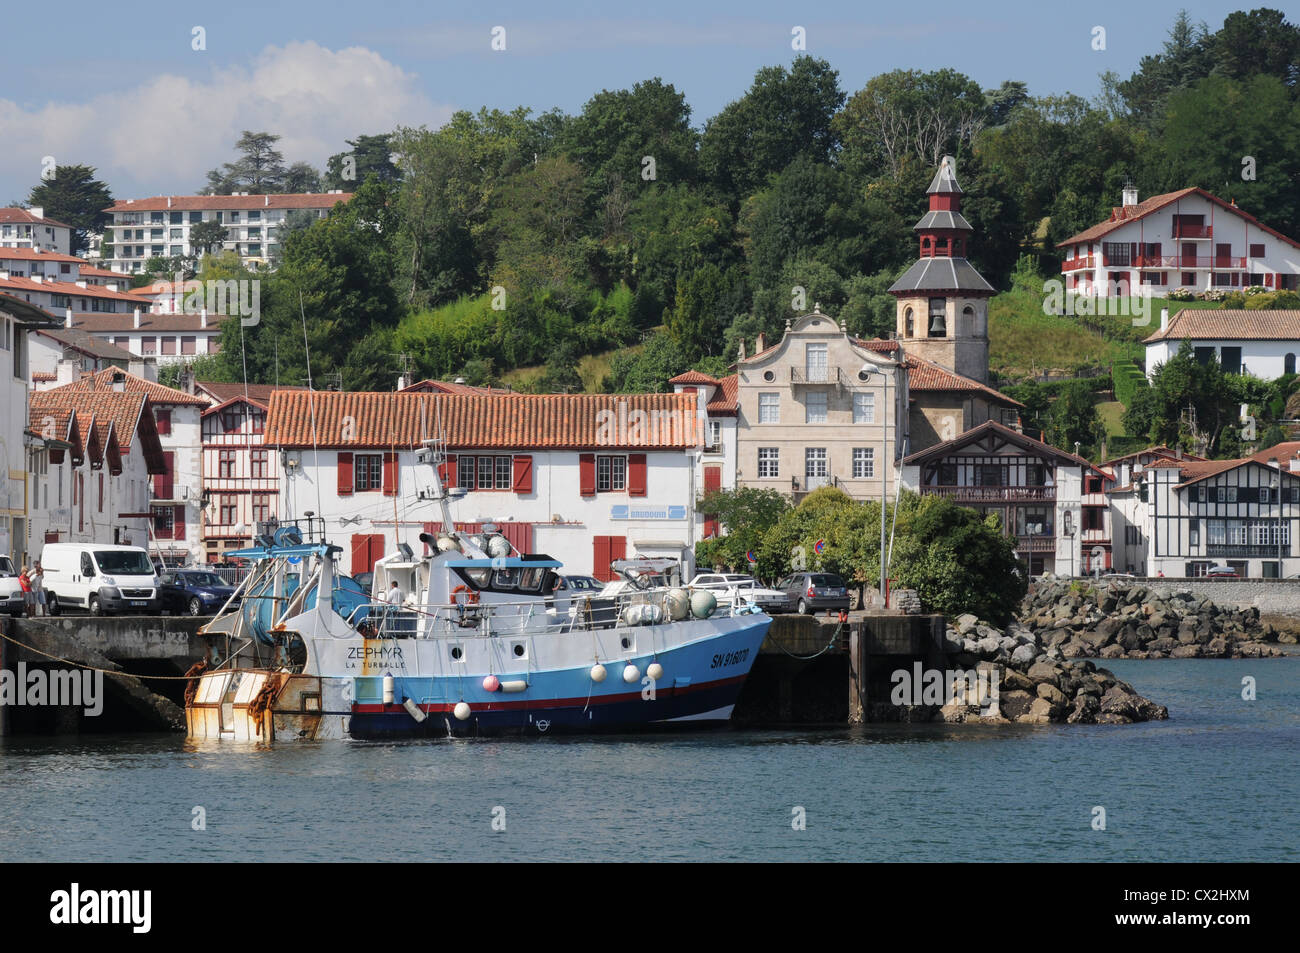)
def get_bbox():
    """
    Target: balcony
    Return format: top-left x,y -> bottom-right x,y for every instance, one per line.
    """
790,366 -> 846,389
1207,544 -> 1291,558
923,485 -> 1056,503
1126,254 -> 1246,269
1016,536 -> 1057,553
1172,223 -> 1212,239
1061,255 -> 1095,272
